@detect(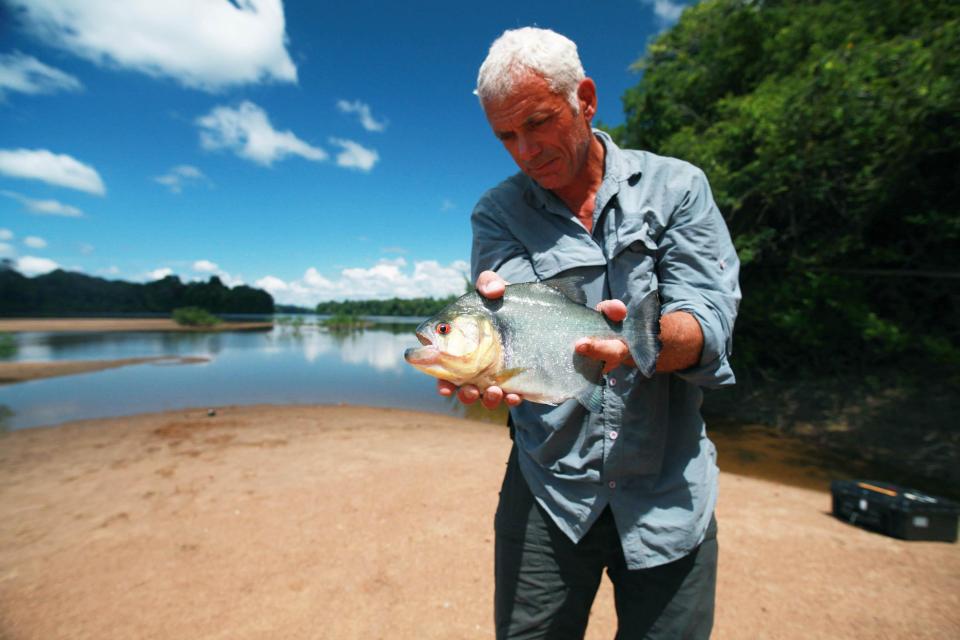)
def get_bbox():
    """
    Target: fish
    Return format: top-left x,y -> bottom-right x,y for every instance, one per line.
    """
403,278 -> 661,412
